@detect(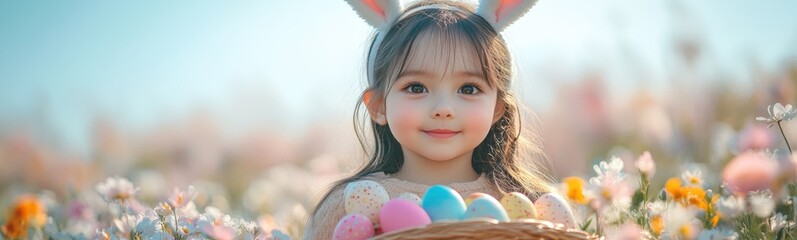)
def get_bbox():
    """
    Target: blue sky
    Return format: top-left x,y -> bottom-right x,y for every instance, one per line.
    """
1,0 -> 795,154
